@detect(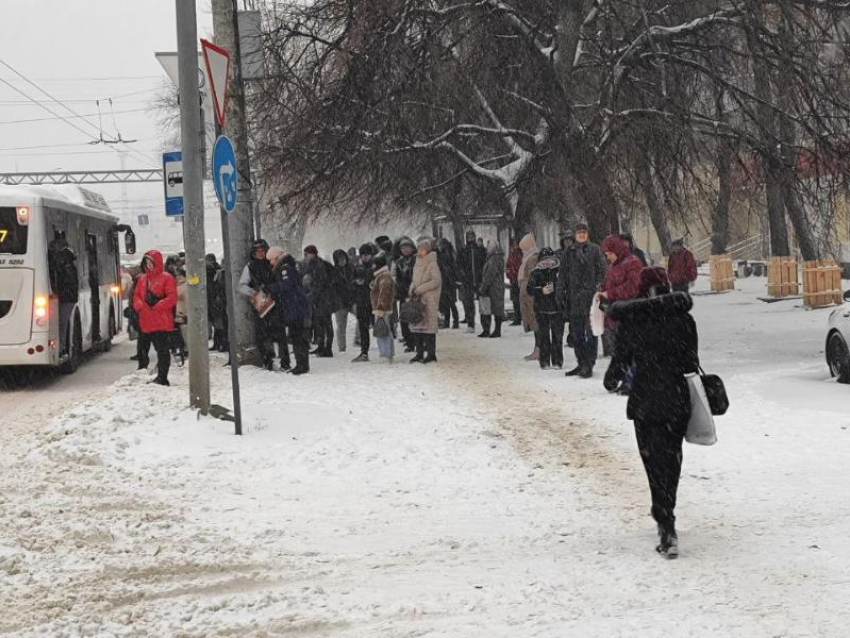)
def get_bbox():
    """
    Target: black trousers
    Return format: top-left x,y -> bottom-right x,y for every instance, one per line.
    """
570,314 -> 598,371
460,285 -> 476,327
287,322 -> 309,371
510,282 -> 521,322
634,419 -> 688,529
440,298 -> 459,326
313,313 -> 334,353
138,331 -> 171,382
537,312 -> 565,368
357,314 -> 371,355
